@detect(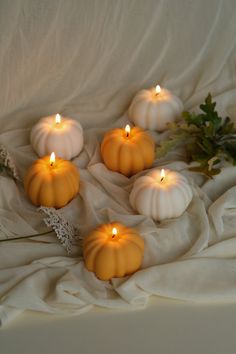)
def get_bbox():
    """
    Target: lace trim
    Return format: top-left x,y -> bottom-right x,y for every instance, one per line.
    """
39,206 -> 81,254
0,144 -> 20,181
